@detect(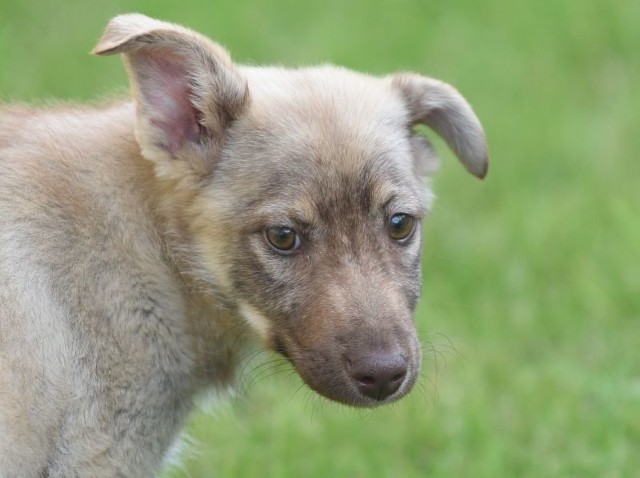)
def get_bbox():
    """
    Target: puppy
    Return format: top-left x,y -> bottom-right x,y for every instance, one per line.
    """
0,14 -> 488,477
